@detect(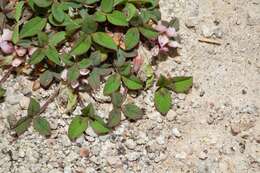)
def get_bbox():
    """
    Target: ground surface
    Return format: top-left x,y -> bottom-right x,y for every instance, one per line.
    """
0,0 -> 260,173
